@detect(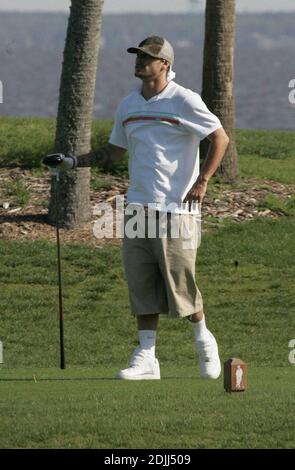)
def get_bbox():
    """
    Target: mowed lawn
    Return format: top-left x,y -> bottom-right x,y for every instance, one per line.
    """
0,217 -> 295,448
0,122 -> 295,448
0,366 -> 294,449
